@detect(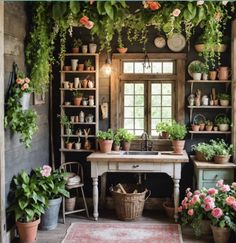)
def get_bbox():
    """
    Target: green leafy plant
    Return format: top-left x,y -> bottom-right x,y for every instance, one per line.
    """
215,115 -> 231,125
73,91 -> 83,98
218,93 -> 231,100
189,62 -> 204,73
116,128 -> 136,143
96,128 -> 114,140
4,73 -> 38,148
8,170 -> 48,222
73,38 -> 82,48
58,114 -> 72,131
32,165 -> 69,200
201,63 -> 209,74
192,142 -> 215,161
168,121 -> 187,140
156,121 -> 171,133
84,59 -> 92,68
210,139 -> 233,156
113,133 -> 121,146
